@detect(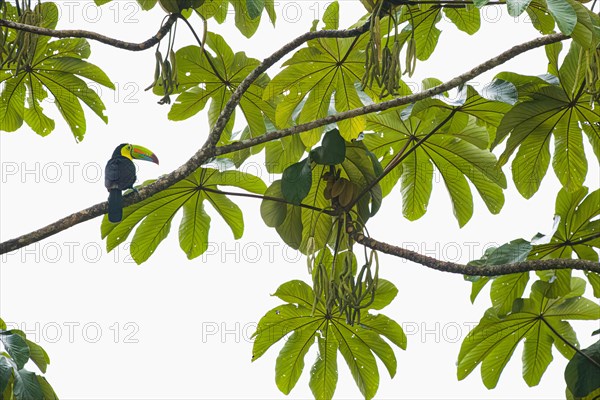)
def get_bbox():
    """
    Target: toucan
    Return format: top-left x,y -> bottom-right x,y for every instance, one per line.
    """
105,143 -> 159,223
